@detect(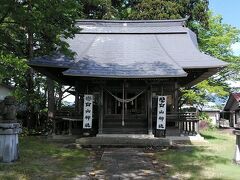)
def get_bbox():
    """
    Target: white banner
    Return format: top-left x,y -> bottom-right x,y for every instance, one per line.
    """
83,95 -> 93,129
156,96 -> 167,130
